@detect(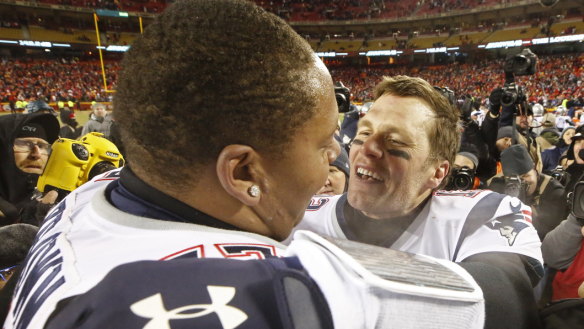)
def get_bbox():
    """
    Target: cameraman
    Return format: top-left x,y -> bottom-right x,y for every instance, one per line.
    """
316,146 -> 350,196
0,113 -> 59,227
482,49 -> 543,175
446,150 -> 484,190
489,145 -> 568,241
